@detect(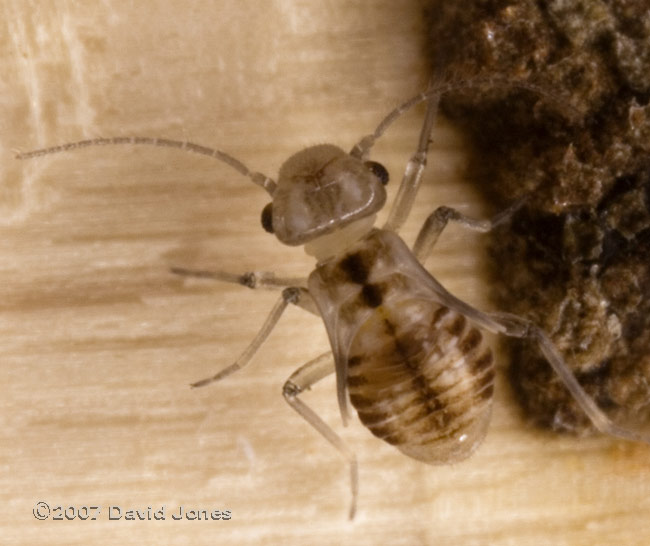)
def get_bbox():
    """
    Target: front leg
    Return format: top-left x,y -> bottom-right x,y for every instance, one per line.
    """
171,267 -> 308,290
382,91 -> 441,234
171,267 -> 318,316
